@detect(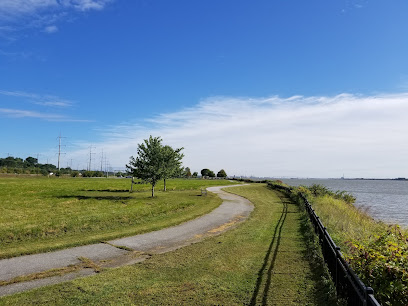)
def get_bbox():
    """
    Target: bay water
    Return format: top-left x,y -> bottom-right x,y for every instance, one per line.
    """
279,179 -> 408,228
